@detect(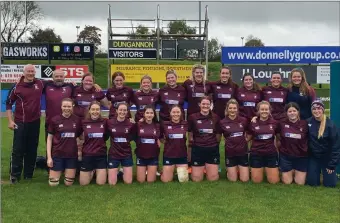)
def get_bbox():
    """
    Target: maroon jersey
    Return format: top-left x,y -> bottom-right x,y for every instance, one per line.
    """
47,114 -> 82,158
106,86 -> 134,119
6,77 -> 45,123
135,122 -> 161,159
106,118 -> 136,159
278,119 -> 308,157
44,82 -> 73,125
211,81 -> 239,119
262,86 -> 288,121
218,116 -> 248,157
248,118 -> 279,156
188,112 -> 220,148
235,87 -> 262,120
81,118 -> 108,157
132,89 -> 159,122
161,120 -> 188,158
72,86 -> 105,119
182,79 -> 212,116
158,85 -> 186,121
